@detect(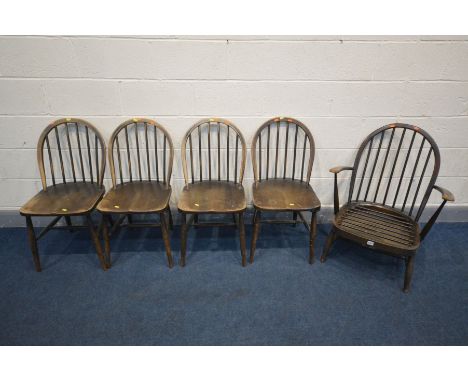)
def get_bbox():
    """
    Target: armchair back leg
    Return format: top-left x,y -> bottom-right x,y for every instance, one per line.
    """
25,216 -> 41,272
